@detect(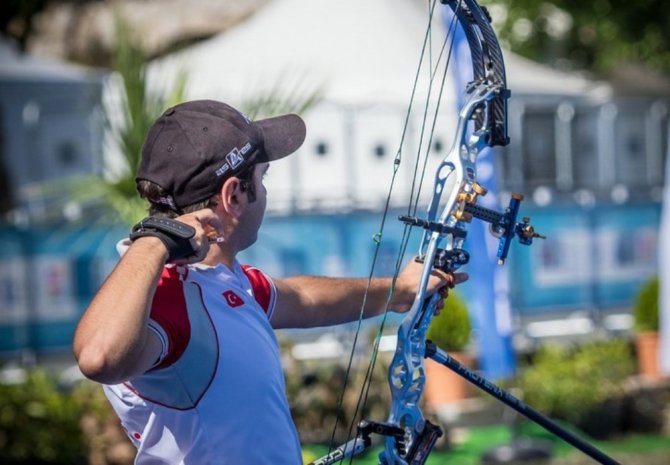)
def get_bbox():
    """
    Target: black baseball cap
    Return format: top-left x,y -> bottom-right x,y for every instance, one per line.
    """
136,99 -> 306,210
